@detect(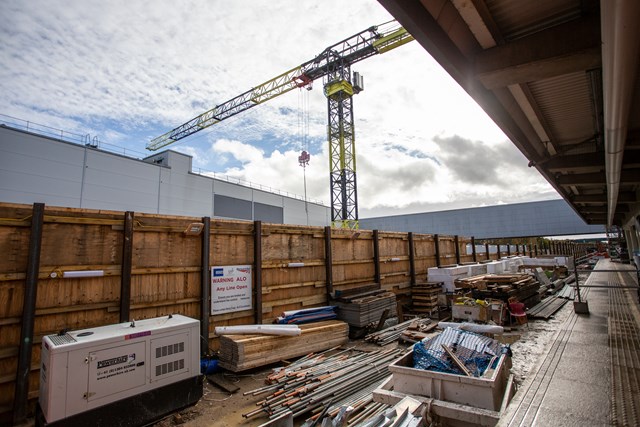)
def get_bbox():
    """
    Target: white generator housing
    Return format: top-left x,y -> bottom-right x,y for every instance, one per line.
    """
38,314 -> 200,424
